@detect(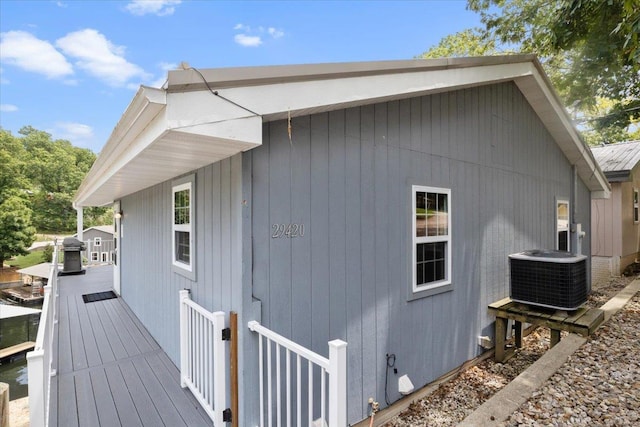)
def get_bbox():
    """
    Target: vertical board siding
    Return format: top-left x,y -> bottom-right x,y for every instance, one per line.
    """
247,81 -> 590,424
120,154 -> 243,367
